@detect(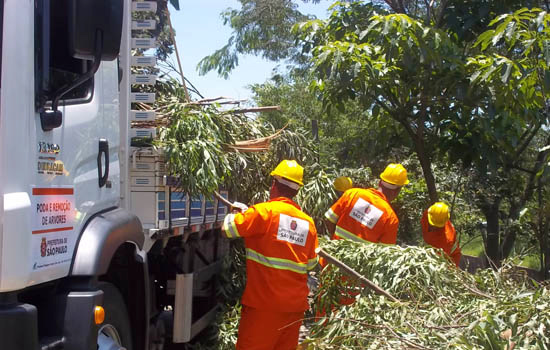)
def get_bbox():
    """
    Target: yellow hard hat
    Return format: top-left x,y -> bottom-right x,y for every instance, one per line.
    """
270,160 -> 304,187
428,202 -> 450,228
380,163 -> 409,187
333,176 -> 353,192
